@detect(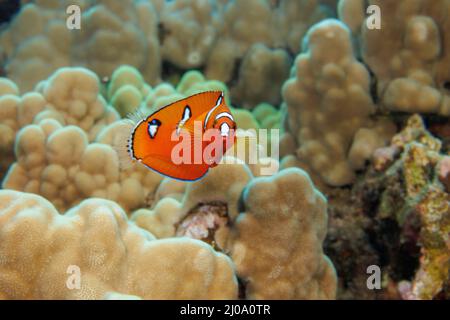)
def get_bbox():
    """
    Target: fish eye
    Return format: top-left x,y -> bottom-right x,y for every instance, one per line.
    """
147,119 -> 161,139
